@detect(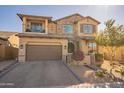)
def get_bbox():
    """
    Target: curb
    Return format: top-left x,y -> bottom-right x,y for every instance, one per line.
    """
62,61 -> 83,83
0,61 -> 19,78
